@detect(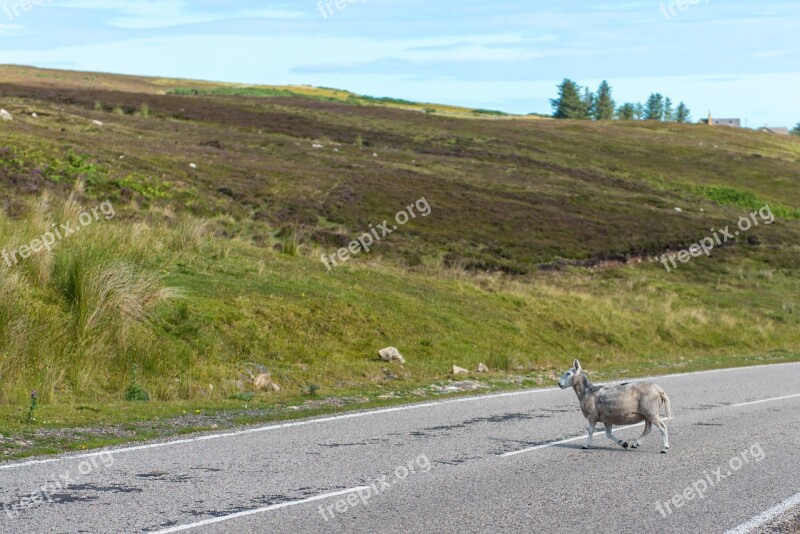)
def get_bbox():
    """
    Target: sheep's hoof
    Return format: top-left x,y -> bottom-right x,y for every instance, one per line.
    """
661,449 -> 668,454
629,442 -> 639,449
582,445 -> 590,450
622,442 -> 629,449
